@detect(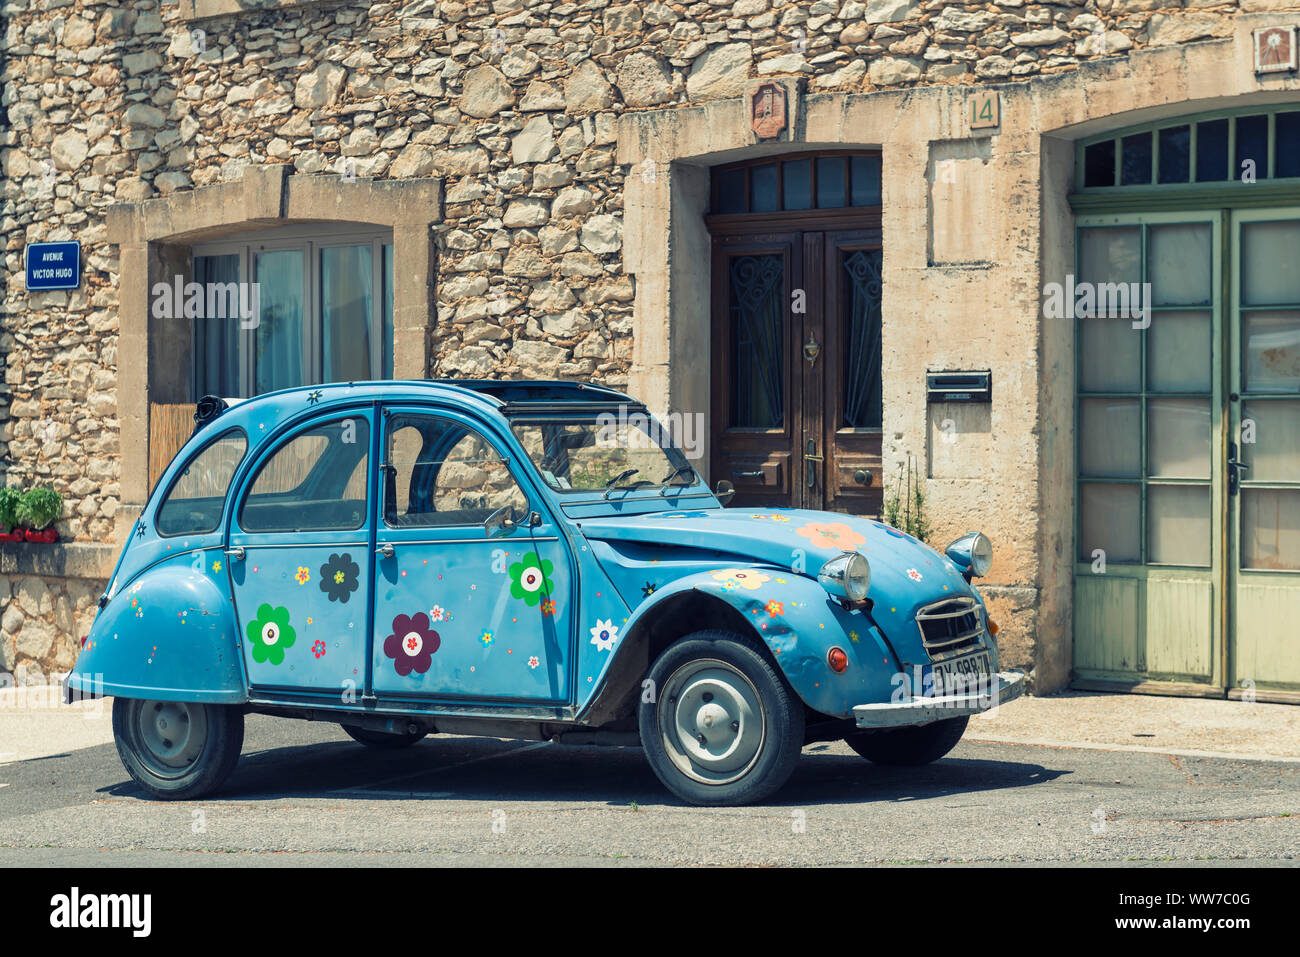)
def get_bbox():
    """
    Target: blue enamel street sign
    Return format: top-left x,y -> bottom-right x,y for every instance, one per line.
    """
25,241 -> 81,290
